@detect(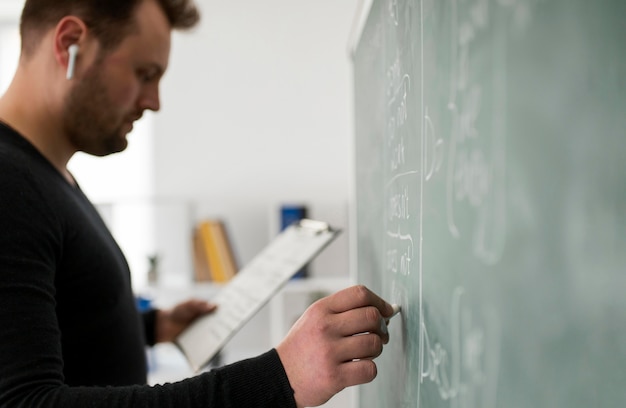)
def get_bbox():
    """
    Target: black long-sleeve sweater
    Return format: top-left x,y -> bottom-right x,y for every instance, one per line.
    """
0,122 -> 296,407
